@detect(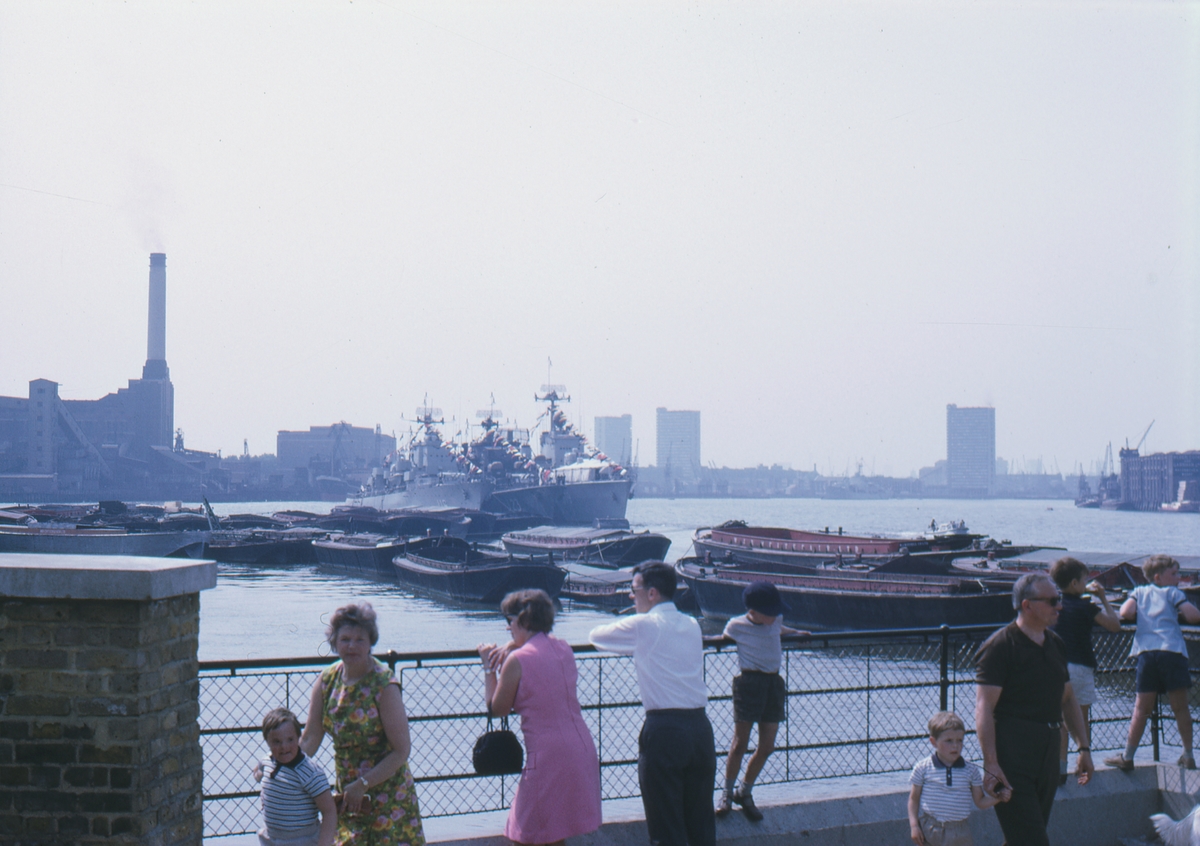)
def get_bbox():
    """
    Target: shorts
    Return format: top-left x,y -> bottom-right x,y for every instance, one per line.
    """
1135,650 -> 1192,695
918,813 -> 973,846
732,670 -> 786,724
1067,663 -> 1097,706
258,822 -> 319,846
